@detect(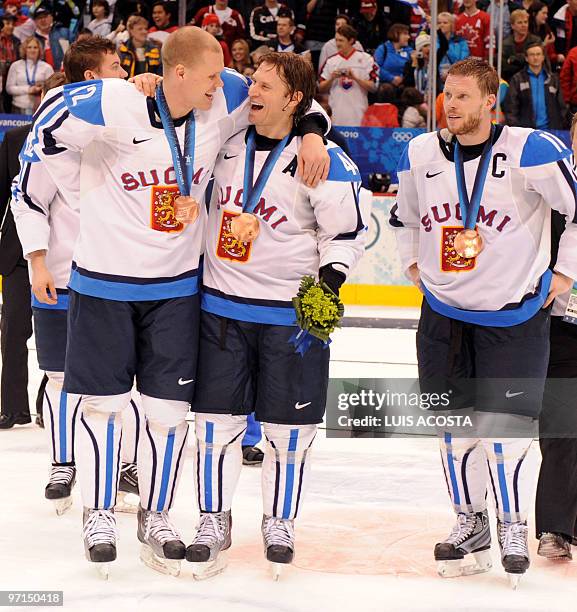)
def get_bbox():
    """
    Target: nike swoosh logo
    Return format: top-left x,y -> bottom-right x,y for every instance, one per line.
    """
224,153 -> 238,159
426,170 -> 443,178
133,137 -> 152,145
505,391 -> 524,398
295,401 -> 311,410
178,378 -> 194,385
